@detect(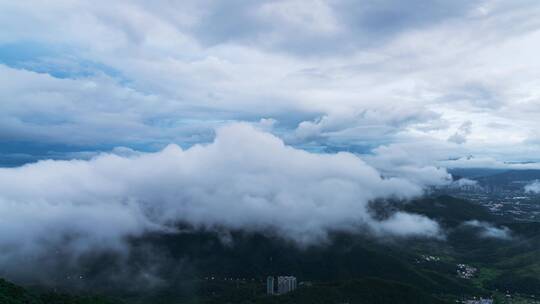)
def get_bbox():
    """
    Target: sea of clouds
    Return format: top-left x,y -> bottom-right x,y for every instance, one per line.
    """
0,124 -> 450,270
